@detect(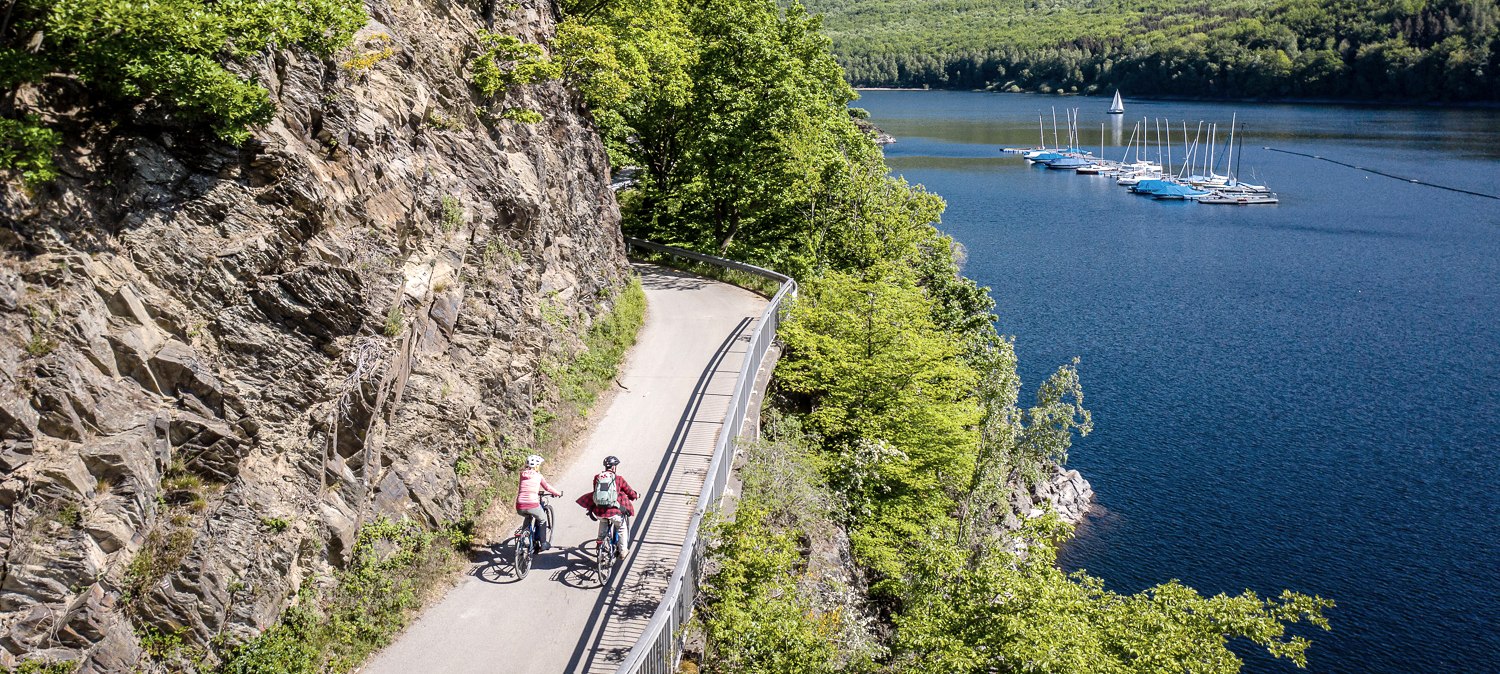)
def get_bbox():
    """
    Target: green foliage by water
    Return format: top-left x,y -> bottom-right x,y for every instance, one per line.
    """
894,517 -> 1332,673
0,0 -> 366,182
802,0 -> 1500,101
701,415 -> 880,673
560,0 -> 933,267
